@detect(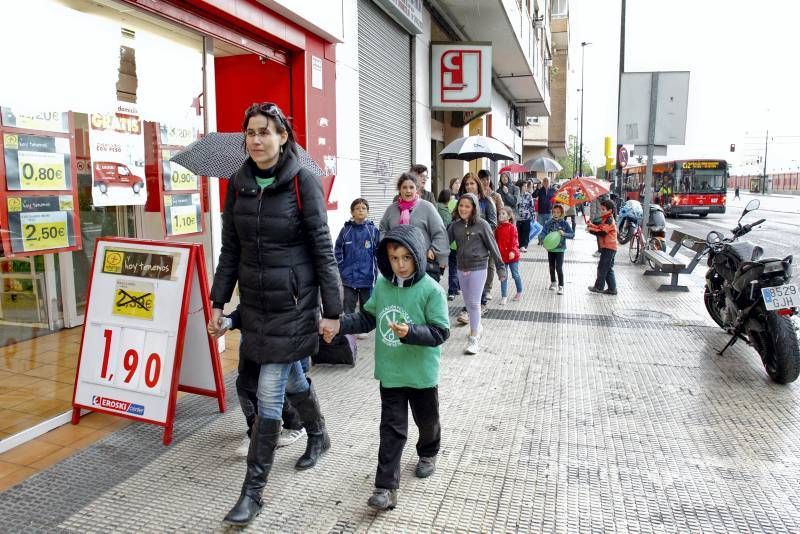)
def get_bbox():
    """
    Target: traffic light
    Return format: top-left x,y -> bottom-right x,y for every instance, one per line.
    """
730,143 -> 735,152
